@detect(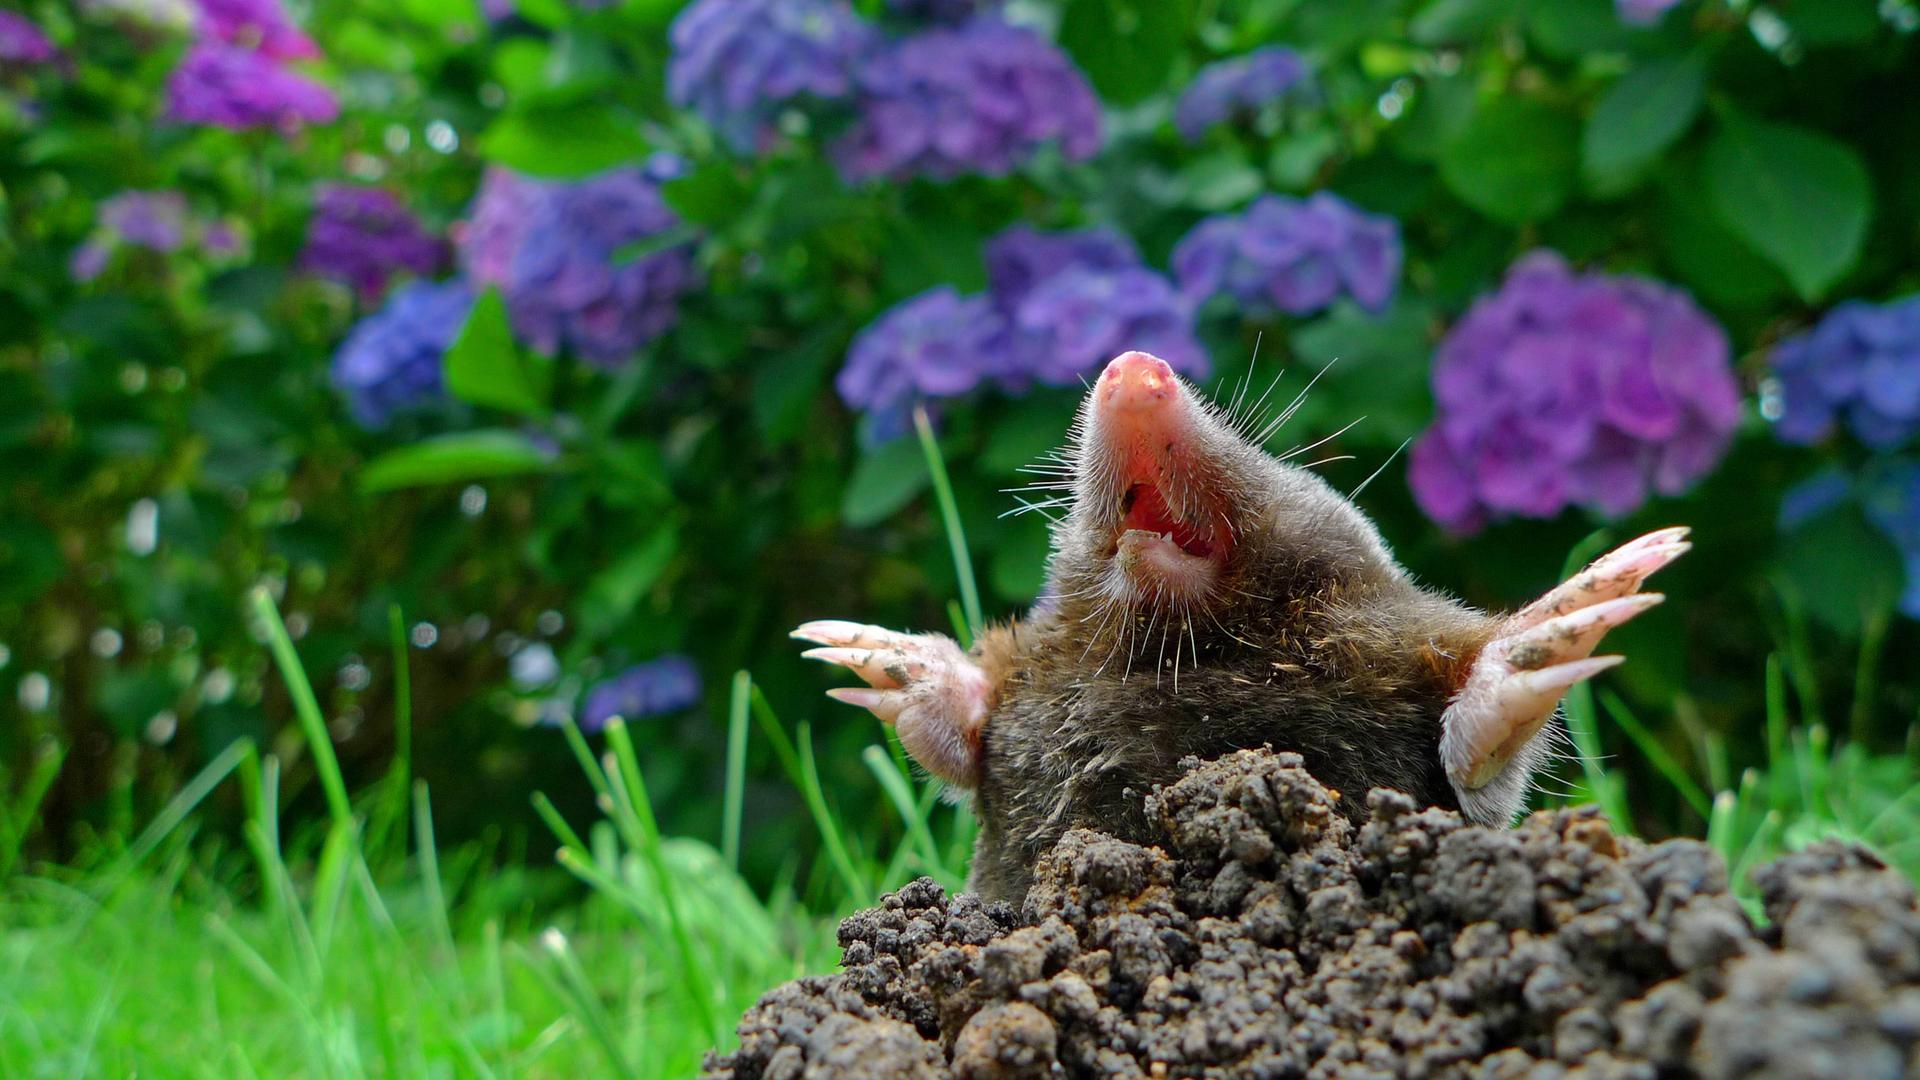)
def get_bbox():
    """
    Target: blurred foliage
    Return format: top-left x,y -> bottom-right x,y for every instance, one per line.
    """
2,0 -> 1919,895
